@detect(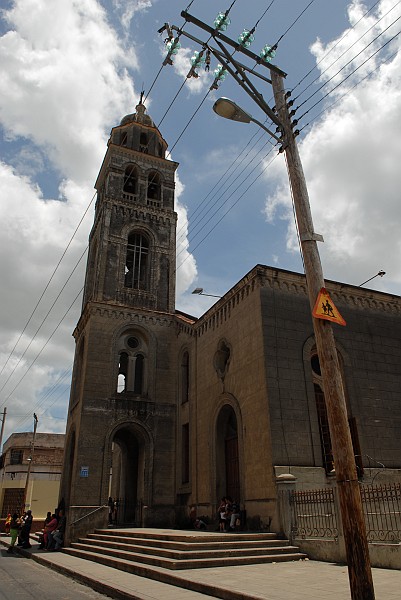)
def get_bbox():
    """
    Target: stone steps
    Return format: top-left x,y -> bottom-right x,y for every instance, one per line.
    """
63,529 -> 307,572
